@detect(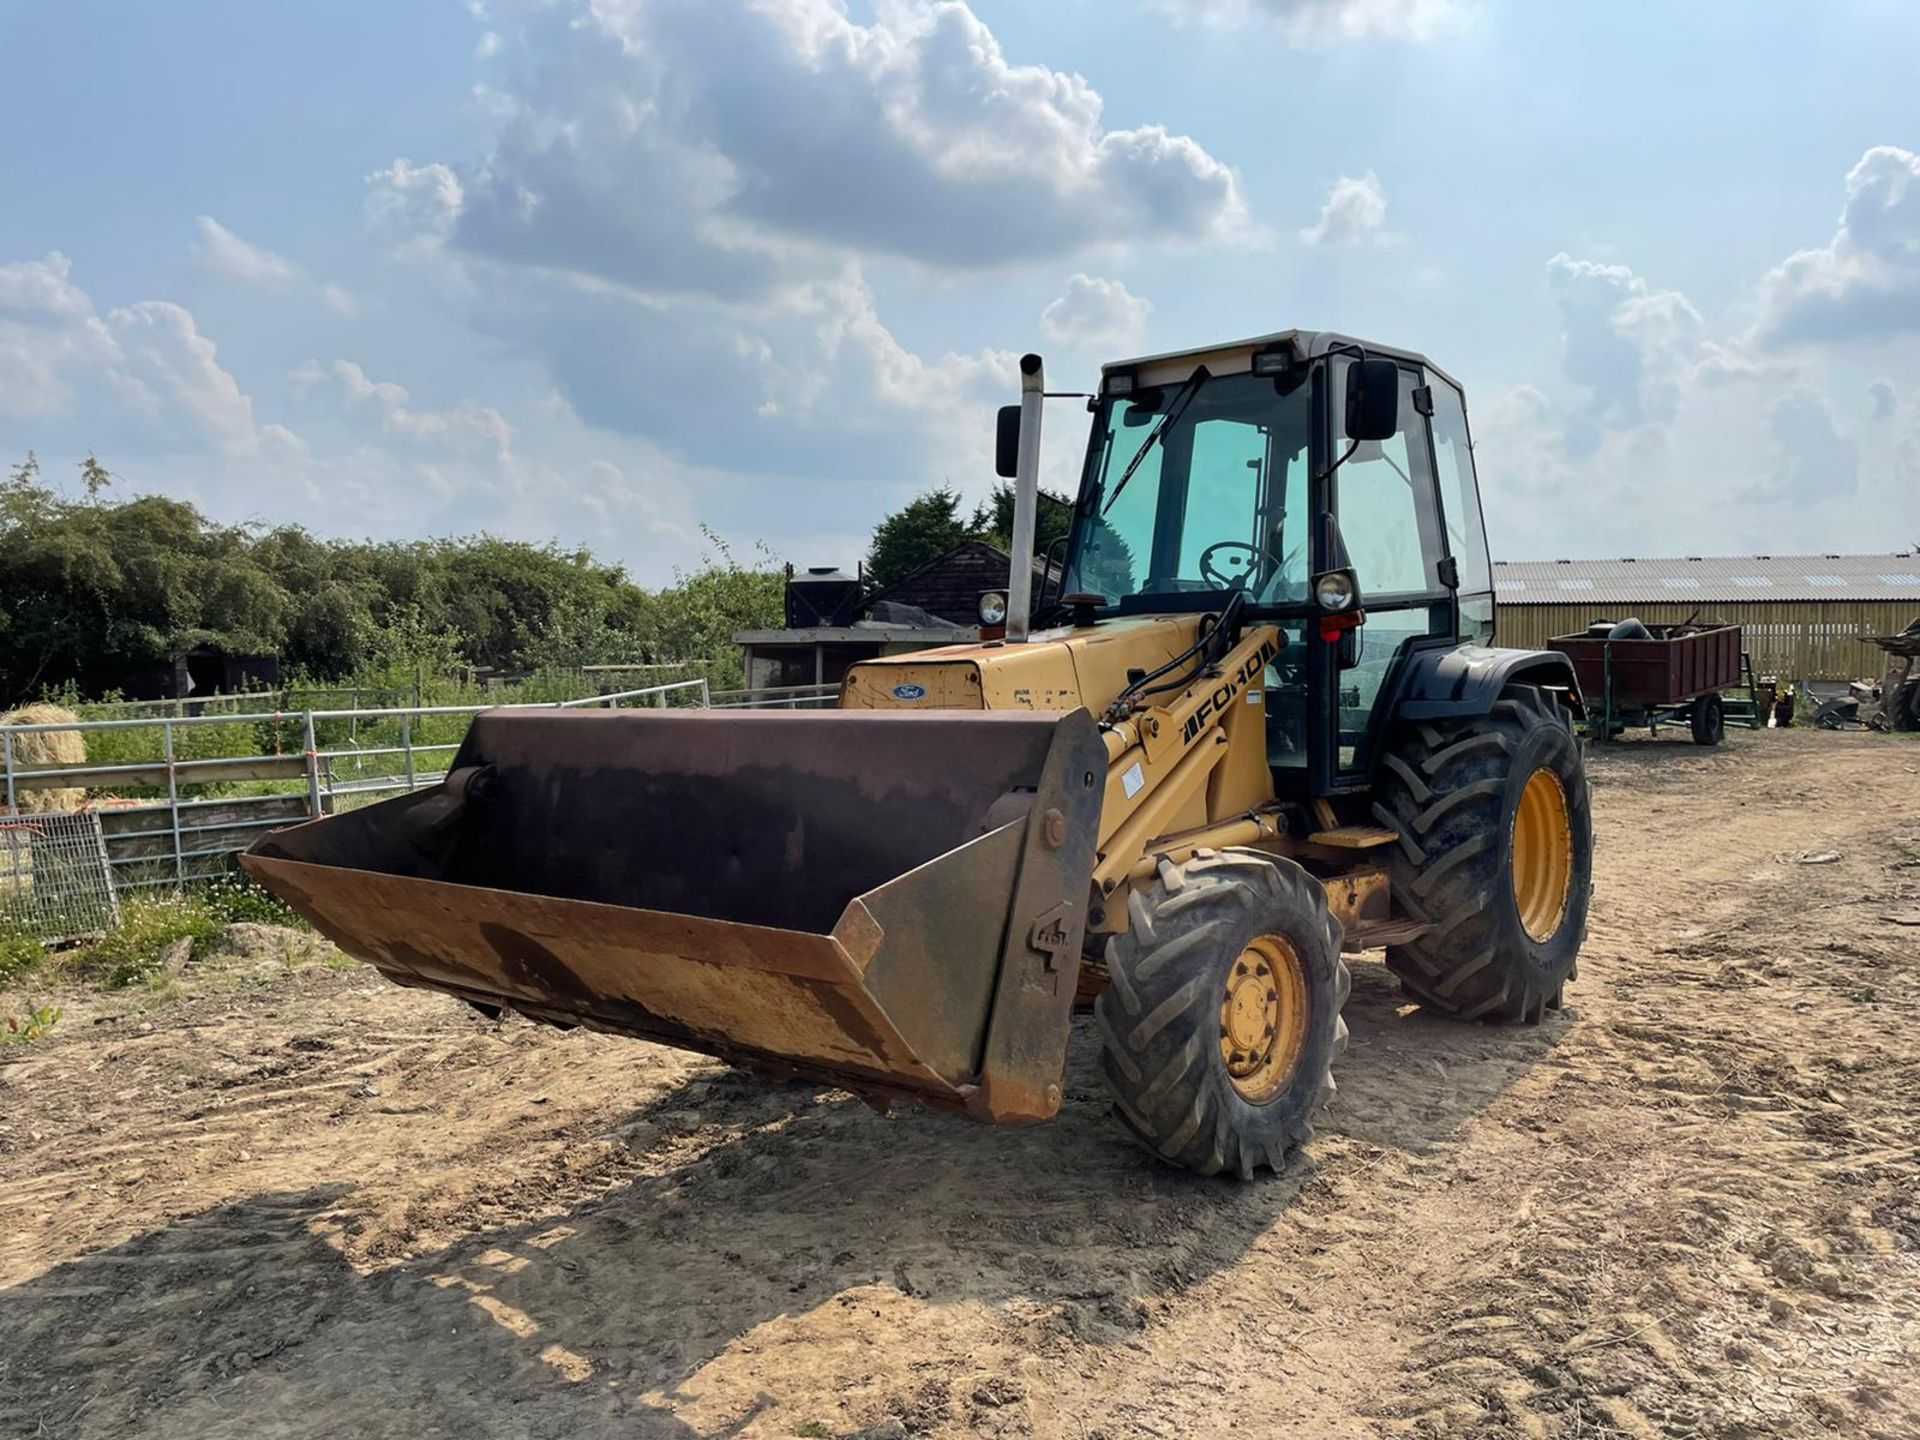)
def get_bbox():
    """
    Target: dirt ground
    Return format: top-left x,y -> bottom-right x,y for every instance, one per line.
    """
2,728 -> 1917,1440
